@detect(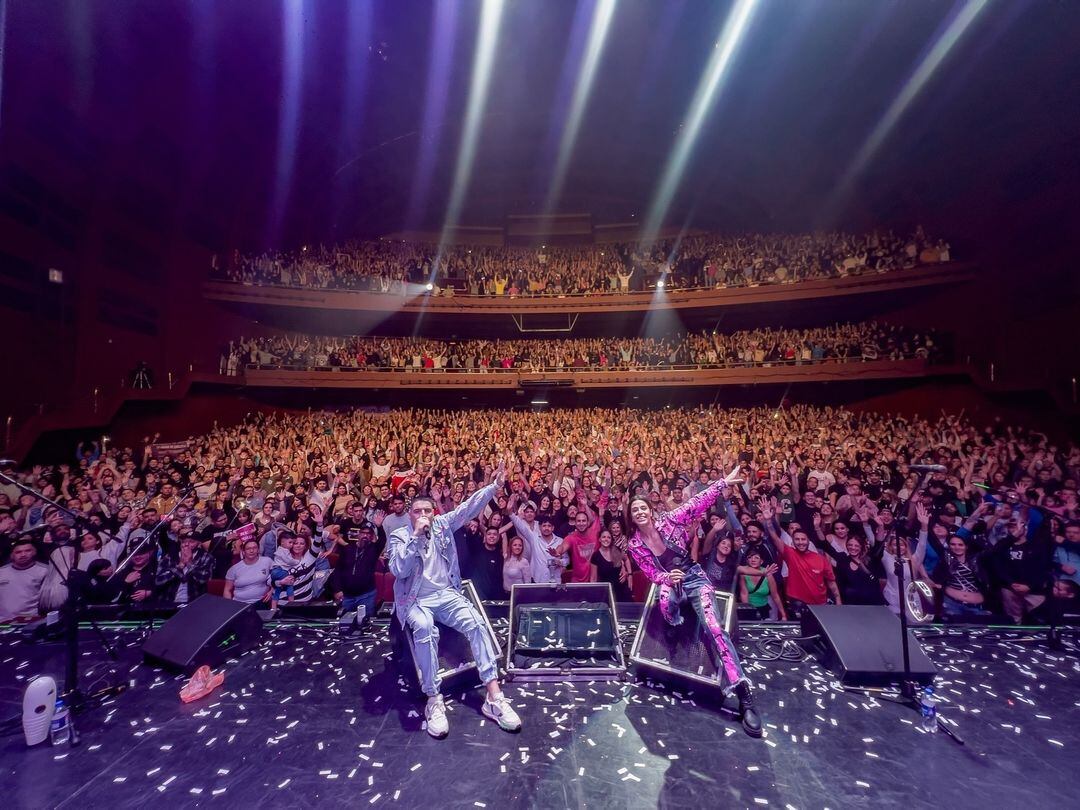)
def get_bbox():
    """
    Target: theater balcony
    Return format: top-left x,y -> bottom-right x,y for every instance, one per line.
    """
8,356 -> 1077,465
202,262 -> 975,335
239,358 -> 933,390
